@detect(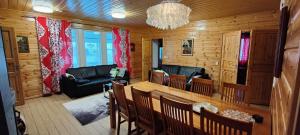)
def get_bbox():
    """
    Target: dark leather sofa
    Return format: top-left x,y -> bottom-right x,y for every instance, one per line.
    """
151,64 -> 210,90
60,64 -> 129,98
